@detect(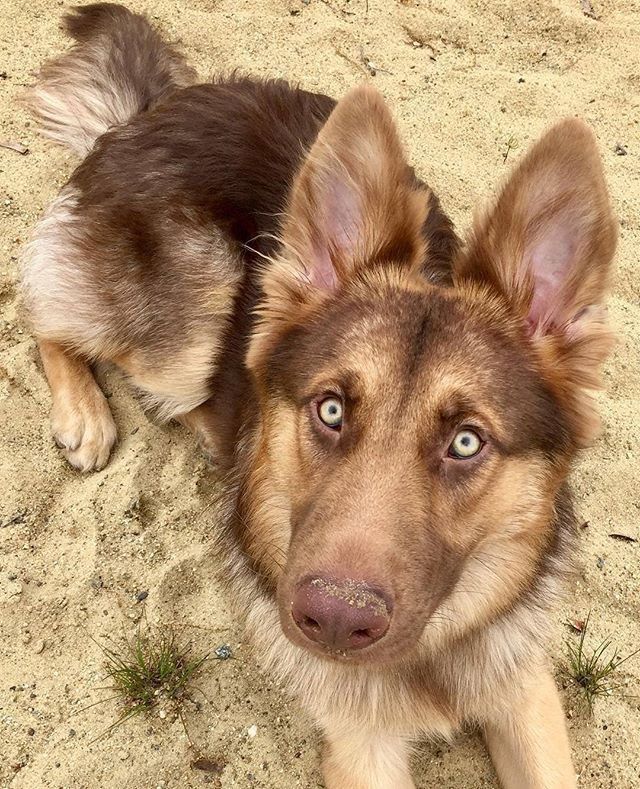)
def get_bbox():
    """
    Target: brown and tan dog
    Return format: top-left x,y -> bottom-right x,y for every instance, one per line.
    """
22,5 -> 618,787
